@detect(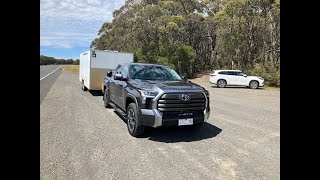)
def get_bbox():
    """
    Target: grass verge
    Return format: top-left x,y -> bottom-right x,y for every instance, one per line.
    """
61,65 -> 79,74
264,86 -> 280,92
